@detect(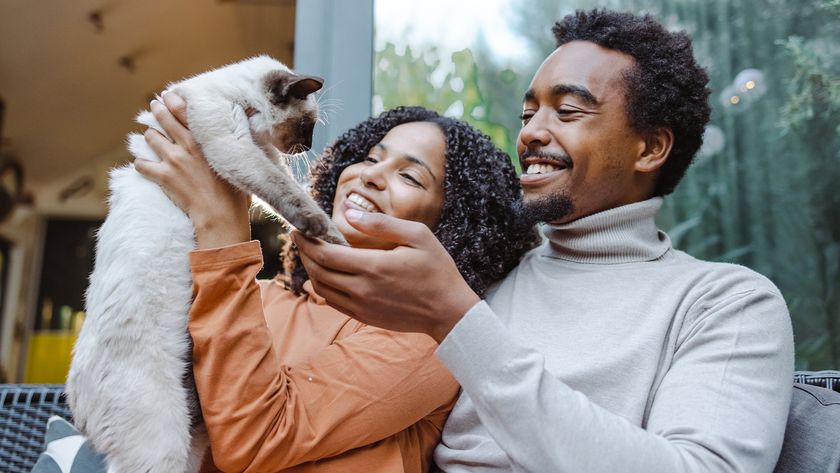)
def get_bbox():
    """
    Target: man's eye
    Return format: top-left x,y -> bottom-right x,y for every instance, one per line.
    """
556,109 -> 581,115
